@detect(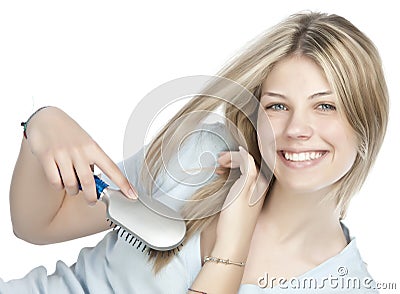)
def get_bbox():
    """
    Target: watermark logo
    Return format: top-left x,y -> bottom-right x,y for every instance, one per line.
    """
337,266 -> 348,276
257,266 -> 397,290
